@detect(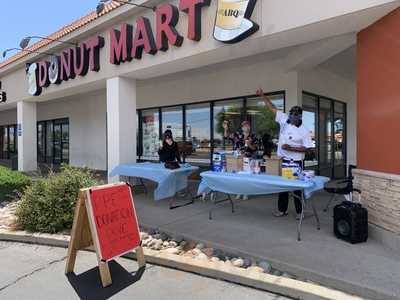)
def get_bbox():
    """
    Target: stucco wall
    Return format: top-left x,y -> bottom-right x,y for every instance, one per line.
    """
0,109 -> 17,126
300,66 -> 357,166
136,50 -> 300,110
37,90 -> 107,170
357,8 -> 400,175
